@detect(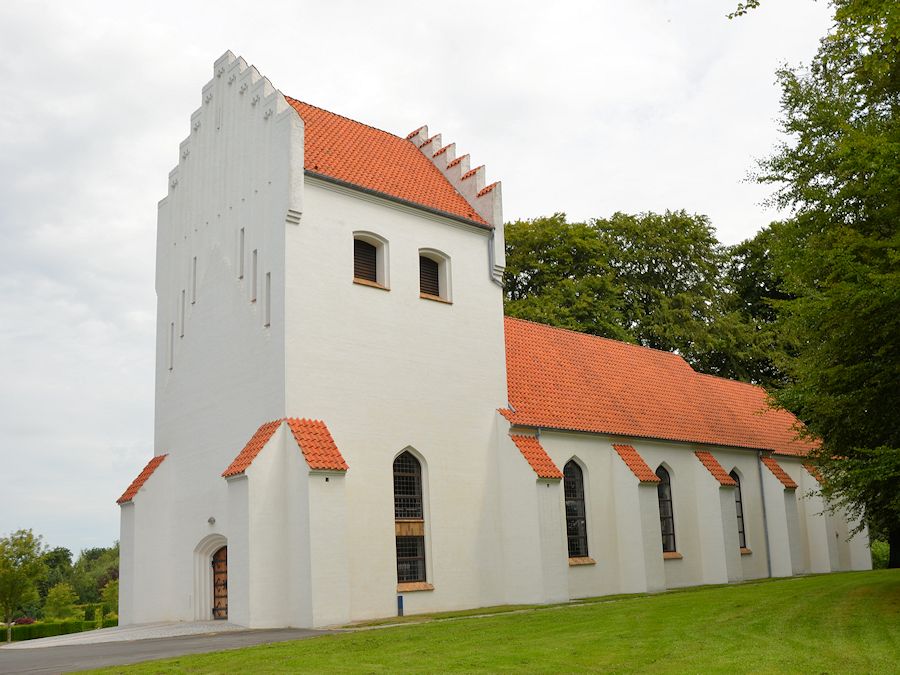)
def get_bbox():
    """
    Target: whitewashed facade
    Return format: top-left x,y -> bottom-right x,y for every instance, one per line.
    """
118,51 -> 871,629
